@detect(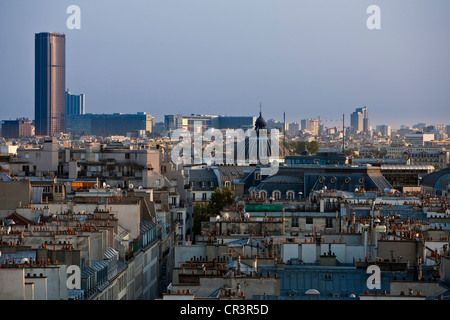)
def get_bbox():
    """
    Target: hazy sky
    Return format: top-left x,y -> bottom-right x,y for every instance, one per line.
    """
1,0 -> 449,128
